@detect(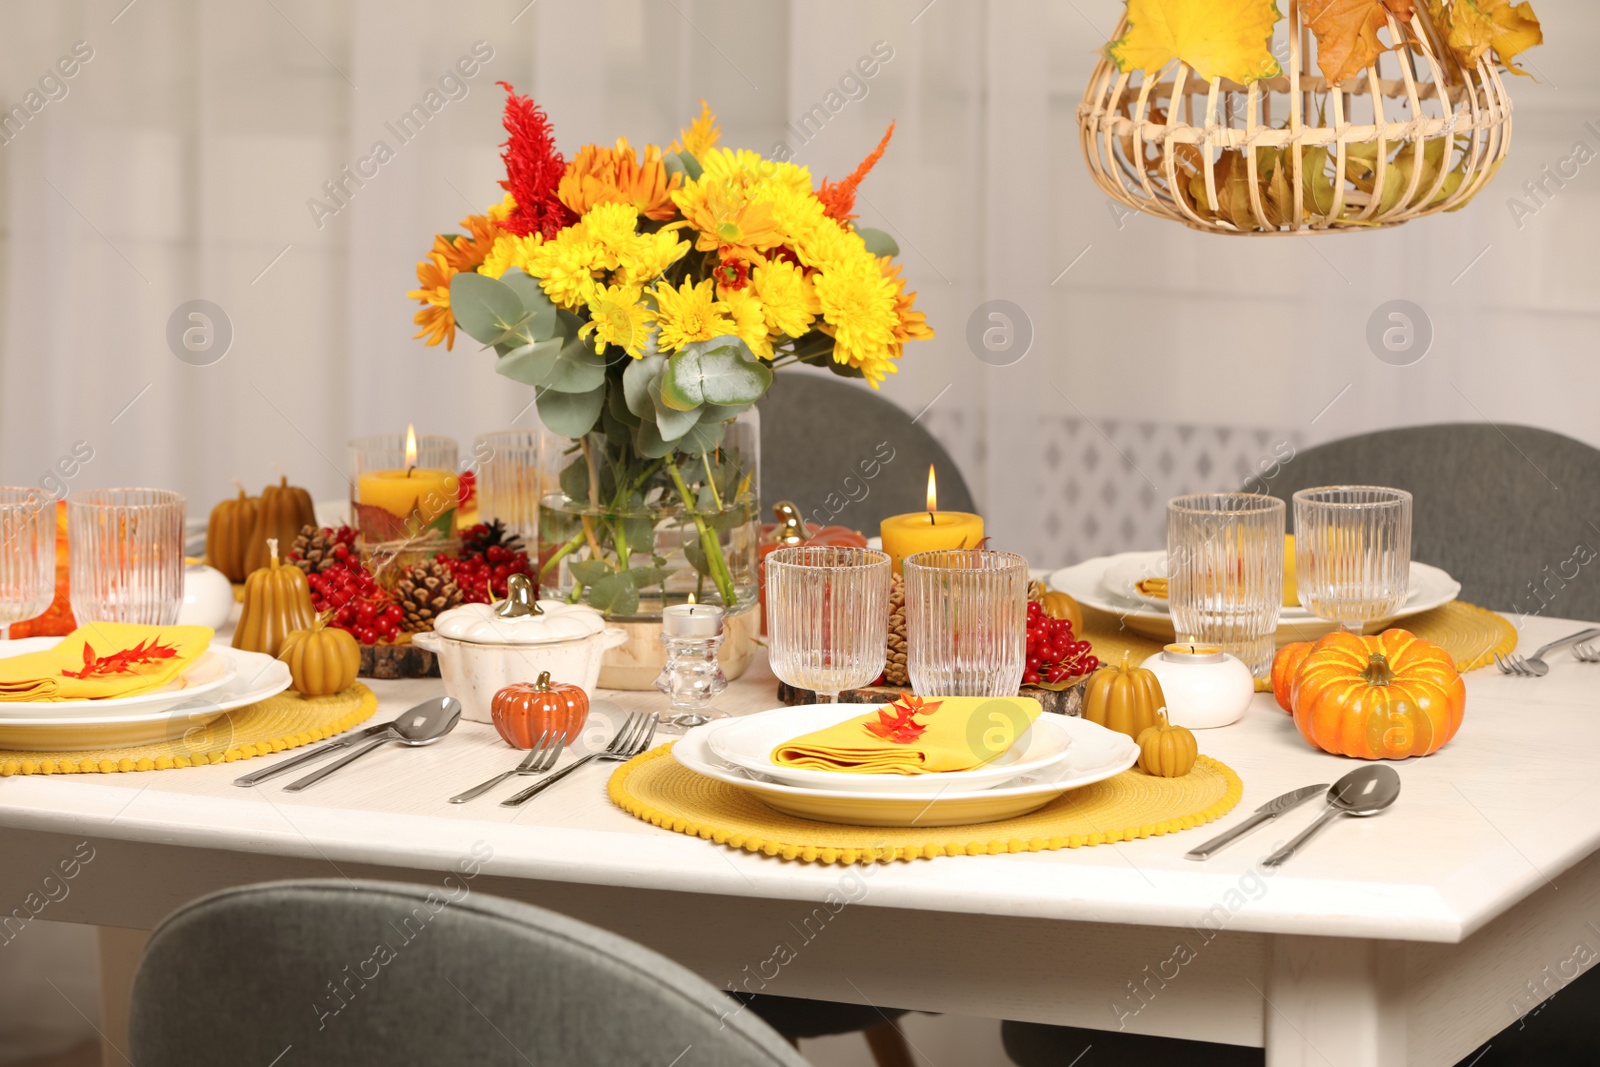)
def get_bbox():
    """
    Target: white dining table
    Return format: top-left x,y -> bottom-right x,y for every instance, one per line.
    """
2,612 -> 1597,1067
